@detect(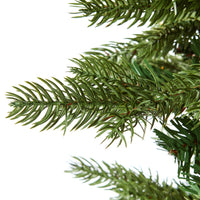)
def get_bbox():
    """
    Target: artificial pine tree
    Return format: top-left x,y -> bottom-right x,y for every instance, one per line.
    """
6,0 -> 200,199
